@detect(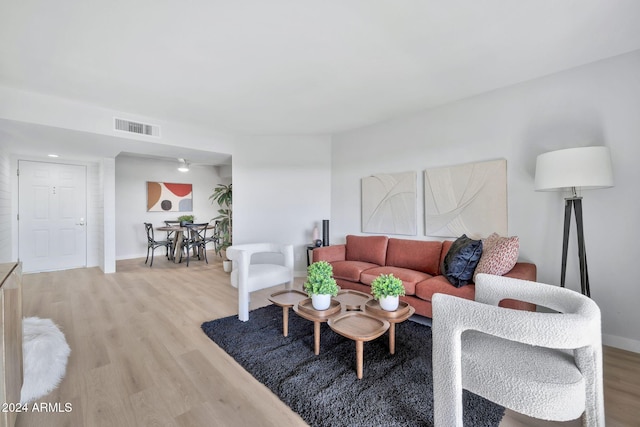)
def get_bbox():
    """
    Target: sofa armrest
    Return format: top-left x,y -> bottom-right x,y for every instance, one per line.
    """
499,262 -> 537,312
313,244 -> 346,263
502,262 -> 537,281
